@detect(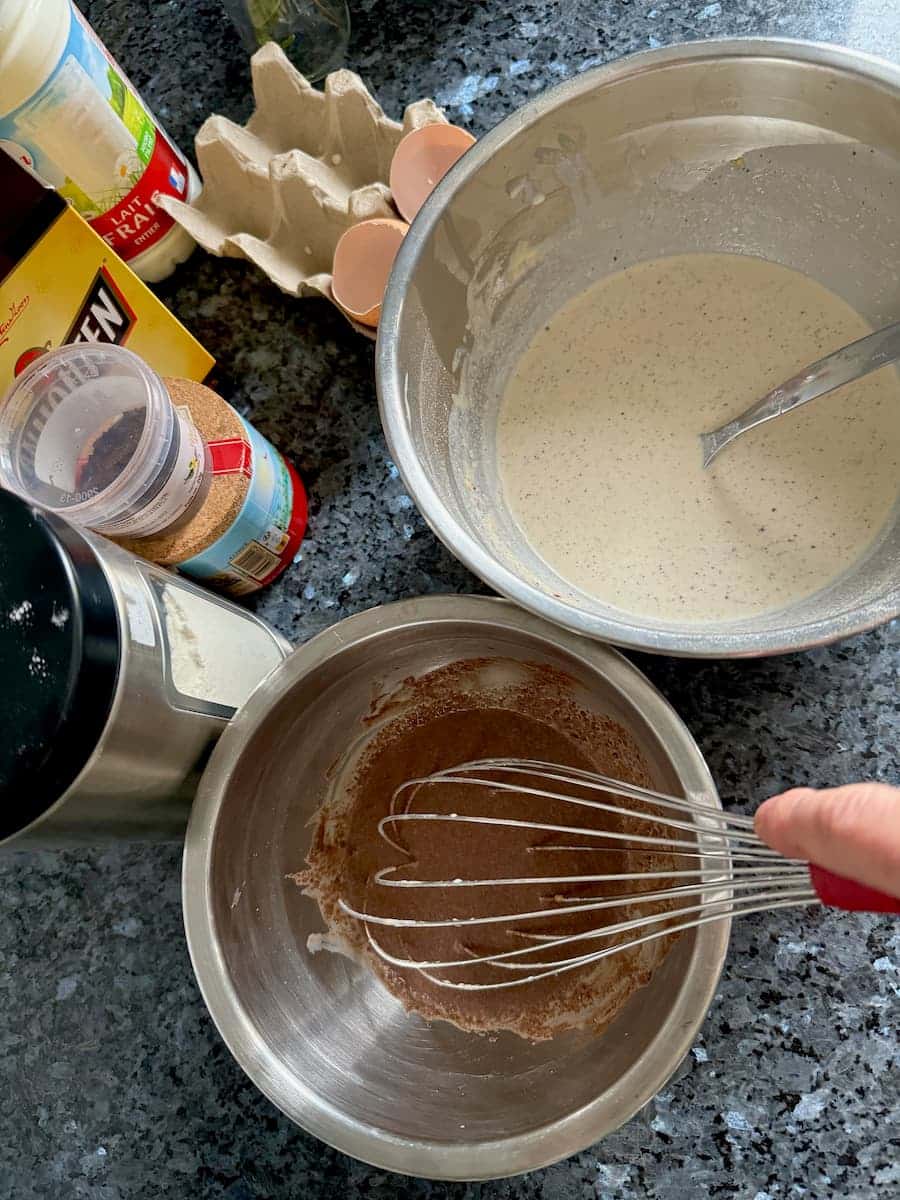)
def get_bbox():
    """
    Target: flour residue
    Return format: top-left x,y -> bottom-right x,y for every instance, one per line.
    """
7,600 -> 33,625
